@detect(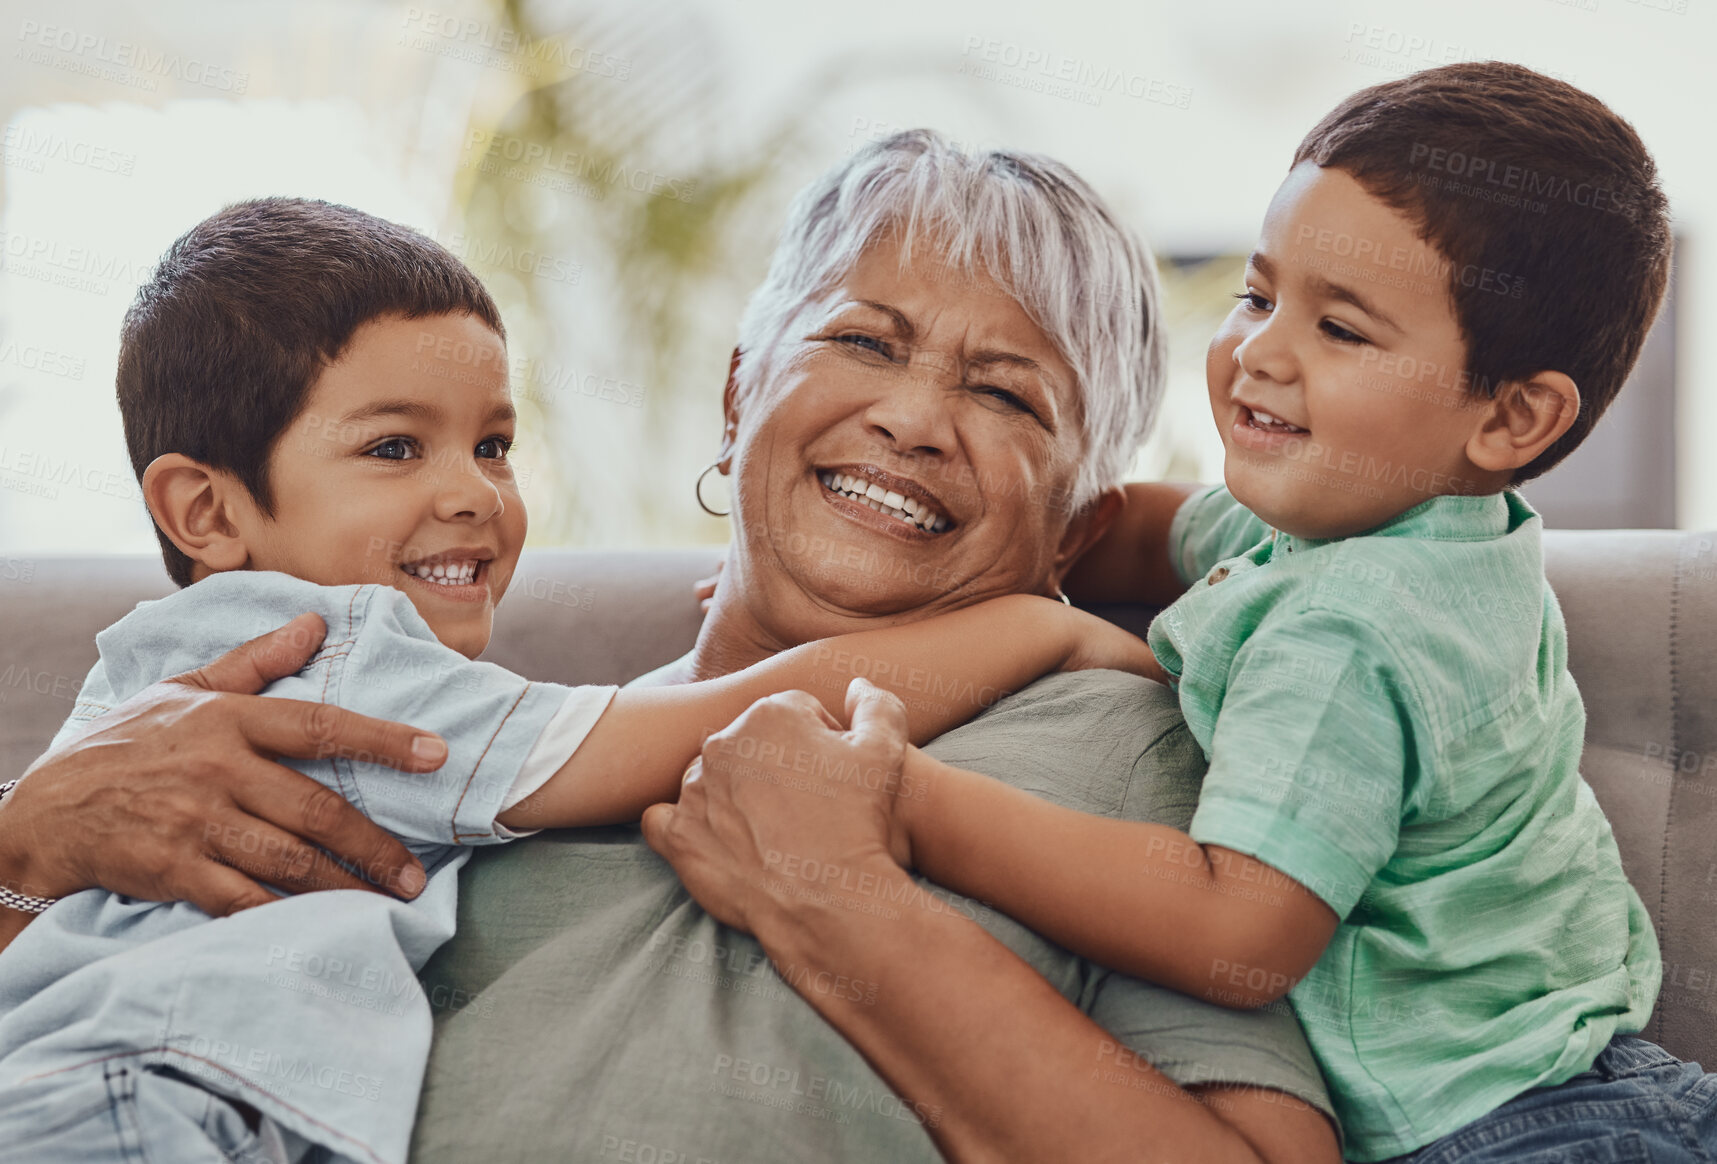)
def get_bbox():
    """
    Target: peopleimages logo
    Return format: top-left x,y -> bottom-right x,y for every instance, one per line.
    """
0,124 -> 135,175
464,130 -> 700,204
399,9 -> 633,80
958,35 -> 1192,110
1293,223 -> 1526,300
709,1053 -> 942,1128
431,228 -> 582,287
1409,143 -> 1636,219
15,20 -> 250,92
